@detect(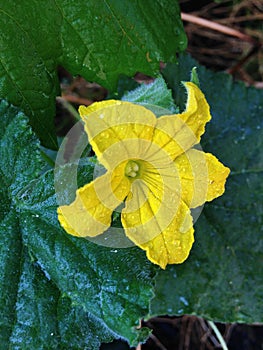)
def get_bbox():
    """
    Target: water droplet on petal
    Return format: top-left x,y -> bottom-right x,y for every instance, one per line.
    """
174,240 -> 181,247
